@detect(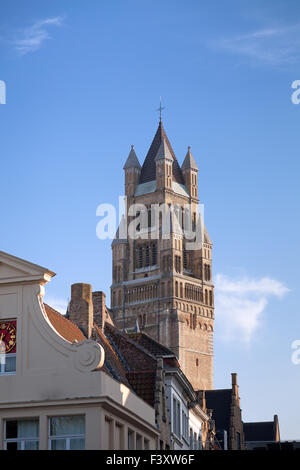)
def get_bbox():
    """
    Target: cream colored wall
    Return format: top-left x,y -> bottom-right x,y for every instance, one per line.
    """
0,251 -> 159,450
0,401 -> 157,450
